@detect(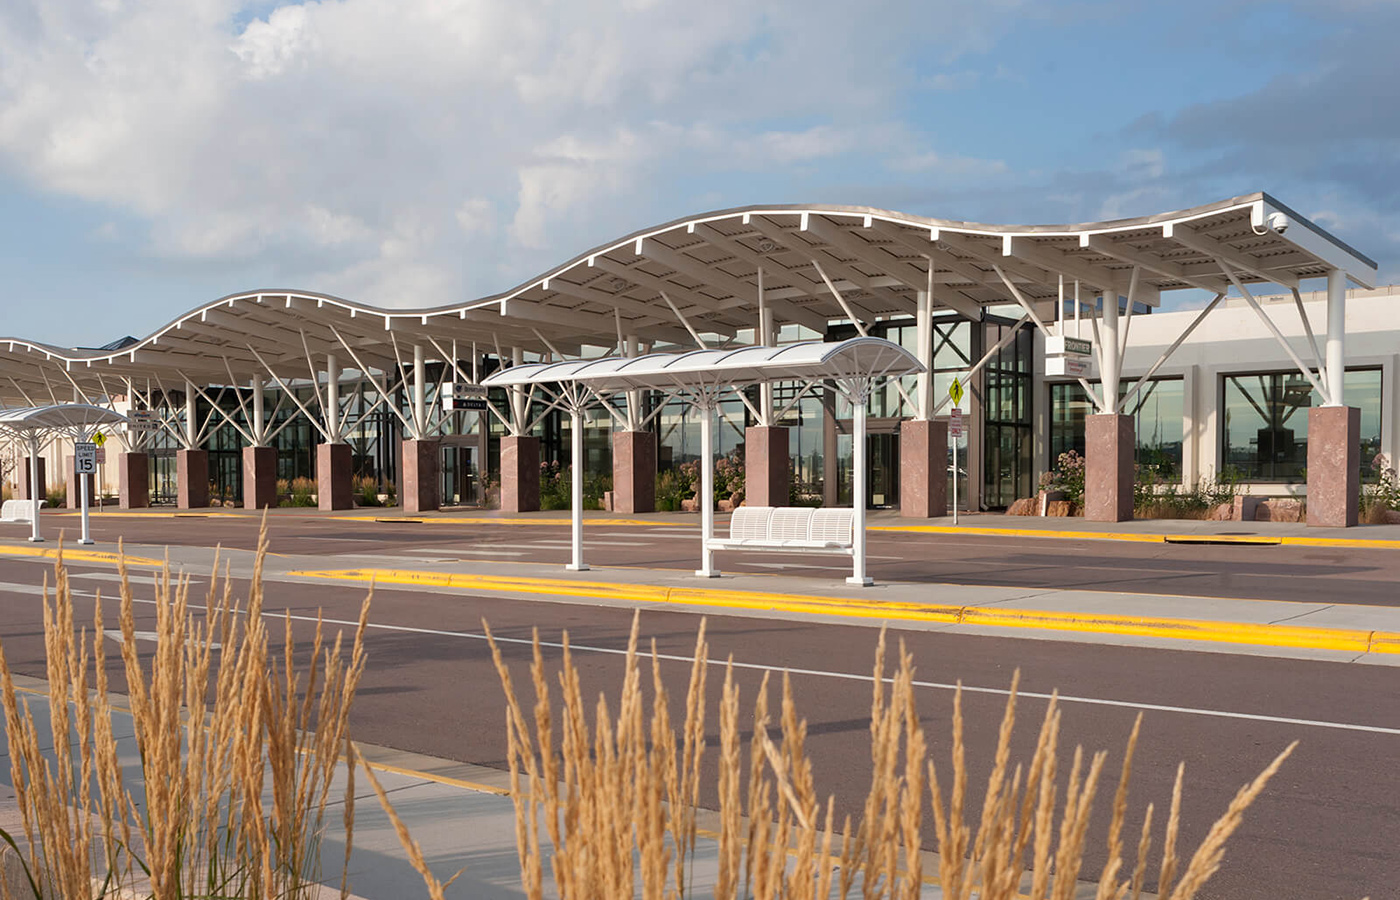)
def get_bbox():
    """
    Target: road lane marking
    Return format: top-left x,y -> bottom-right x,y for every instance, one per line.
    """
284,567 -> 1400,657
167,597 -> 1399,737
0,544 -> 163,567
